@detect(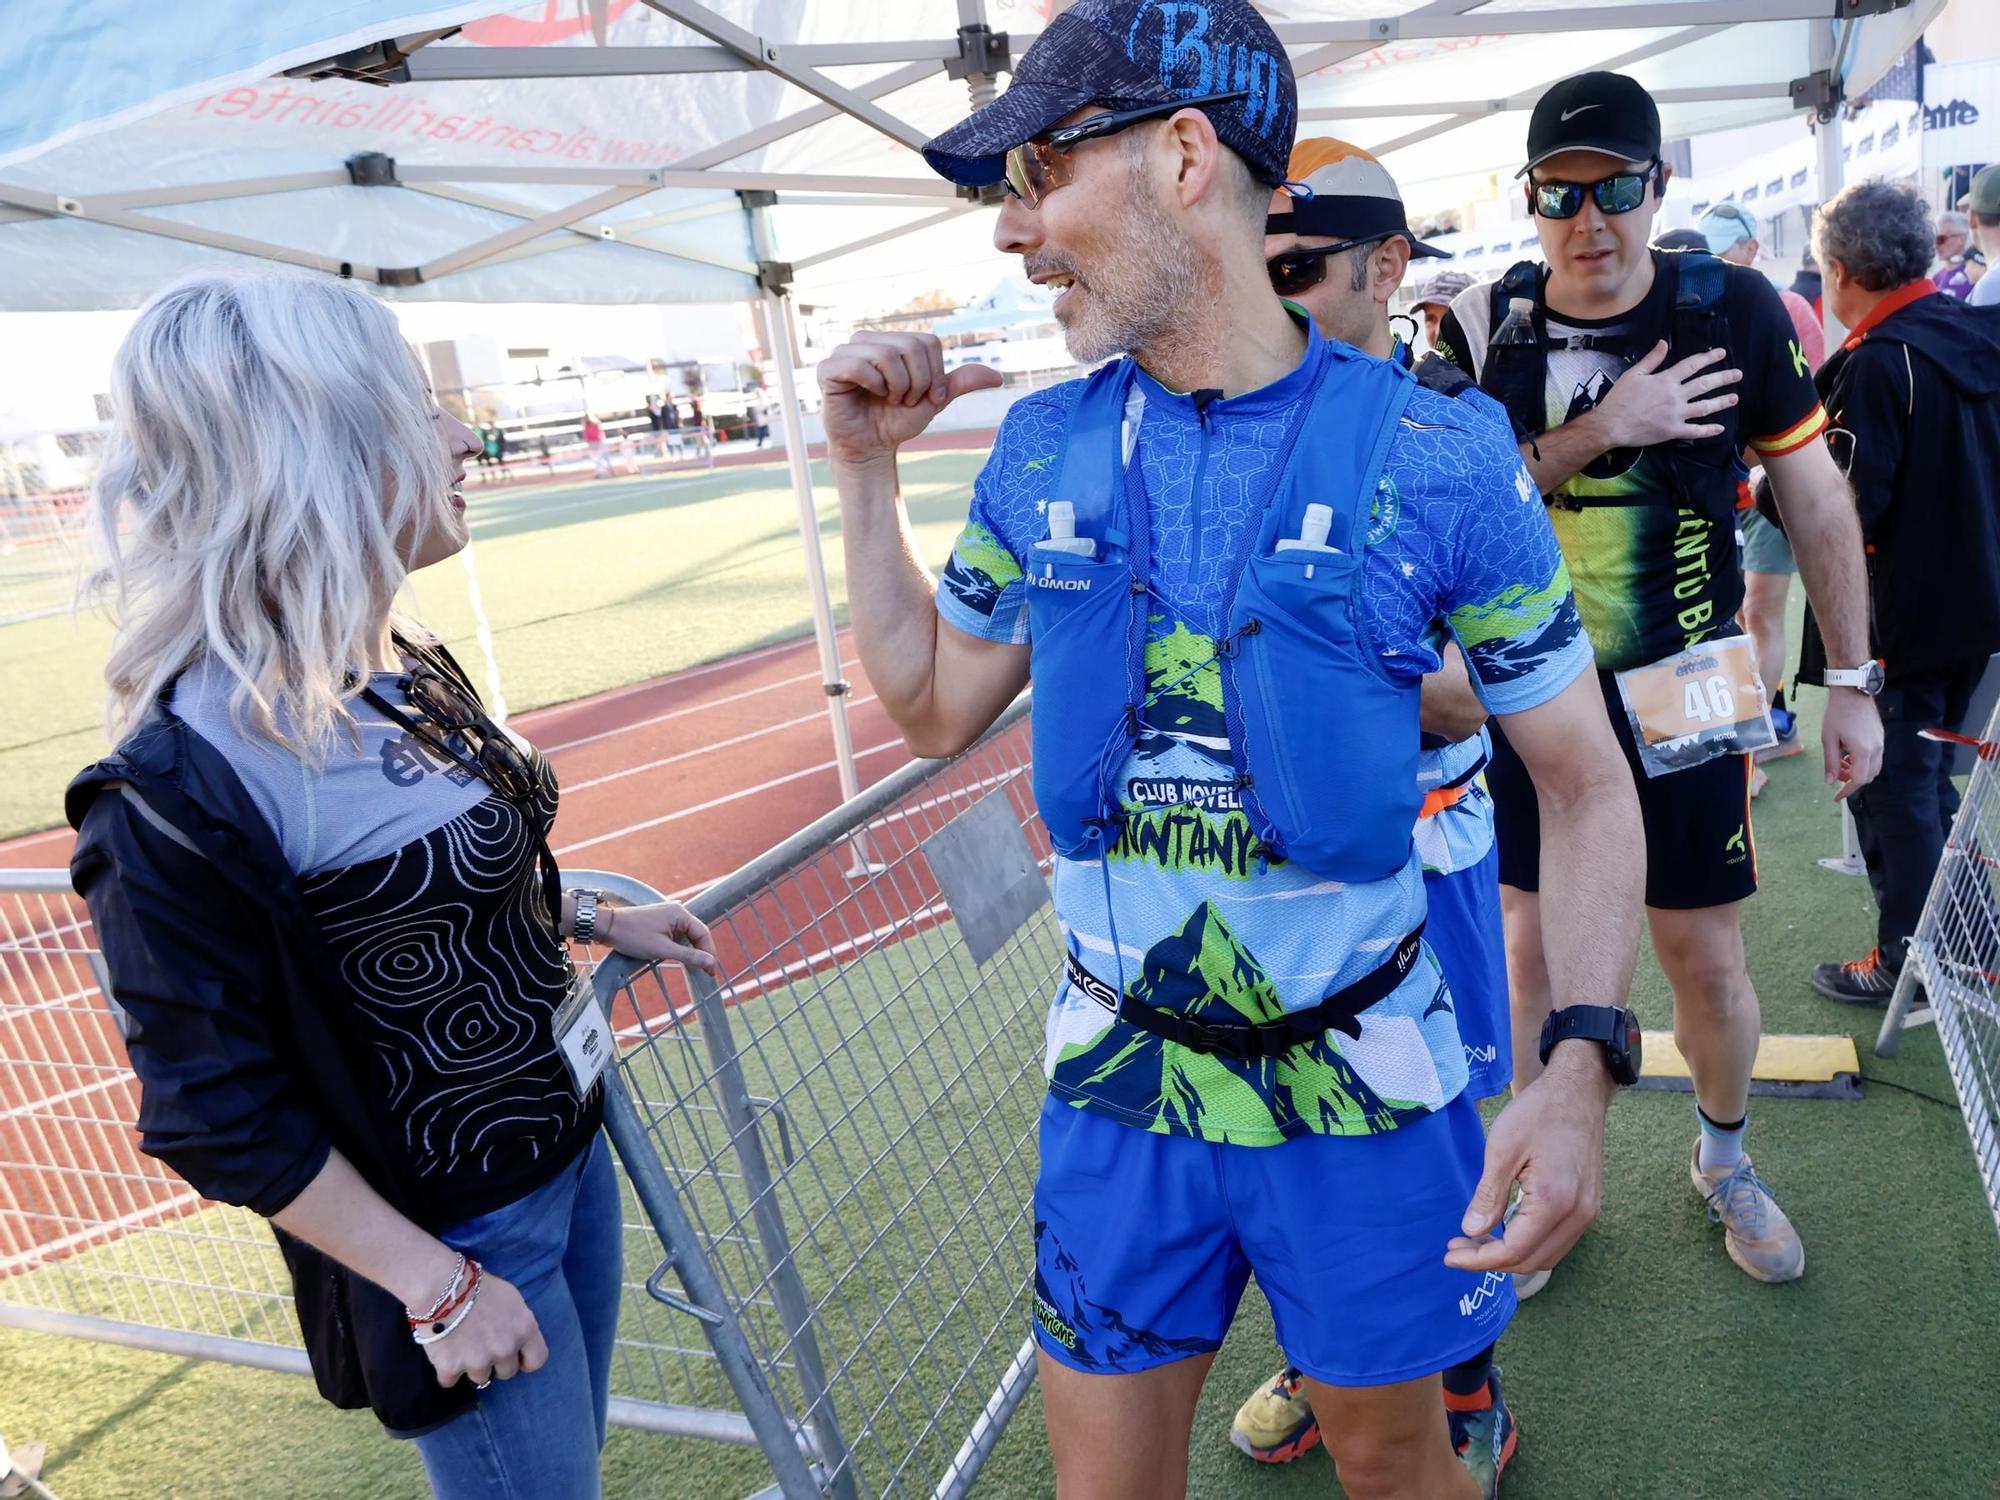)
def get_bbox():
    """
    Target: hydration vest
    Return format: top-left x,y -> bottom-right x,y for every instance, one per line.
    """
1481,248 -> 1740,522
1024,341 -> 1420,883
